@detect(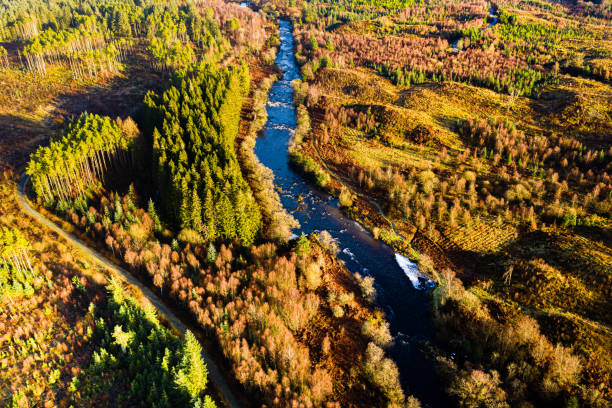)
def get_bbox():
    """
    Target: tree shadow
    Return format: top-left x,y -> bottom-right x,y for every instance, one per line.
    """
0,113 -> 49,172
474,228 -> 611,326
1,48 -> 167,173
